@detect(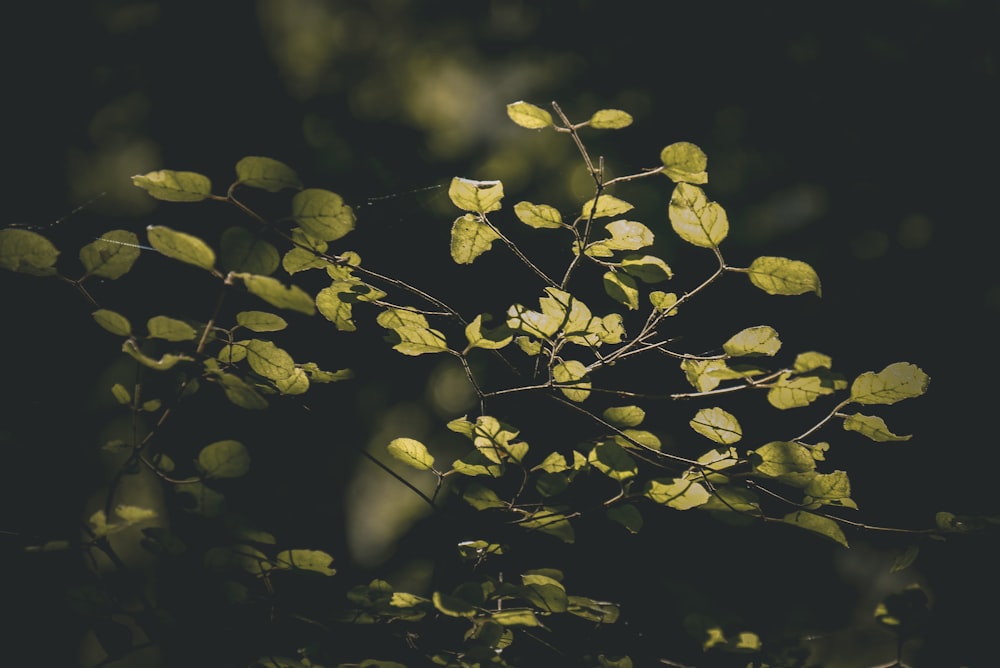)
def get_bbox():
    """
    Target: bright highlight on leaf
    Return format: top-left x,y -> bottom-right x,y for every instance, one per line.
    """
581,195 -> 634,219
514,201 -> 563,229
849,362 -> 929,405
231,273 -> 316,315
660,142 -> 708,184
723,325 -> 781,357
689,407 -> 742,445
506,101 -> 553,129
448,177 -> 504,214
132,170 -> 212,202
843,413 -> 912,441
589,109 -> 633,129
746,256 -> 822,296
147,315 -> 198,342
387,437 -> 436,471
450,214 -> 500,264
668,183 -> 728,248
